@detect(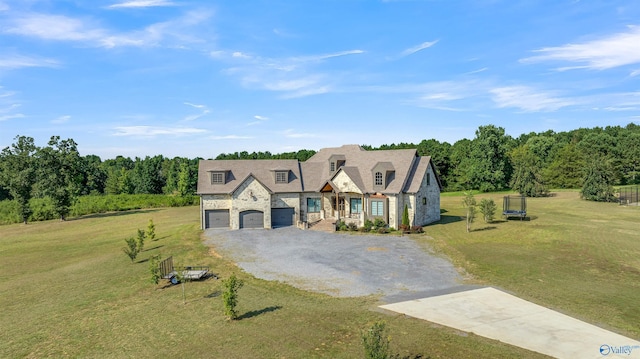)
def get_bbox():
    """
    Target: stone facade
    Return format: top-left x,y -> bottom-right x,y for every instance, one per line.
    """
197,145 -> 442,230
